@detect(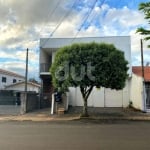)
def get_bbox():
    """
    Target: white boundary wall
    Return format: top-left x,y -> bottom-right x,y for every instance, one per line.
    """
68,80 -> 130,107
130,73 -> 144,110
